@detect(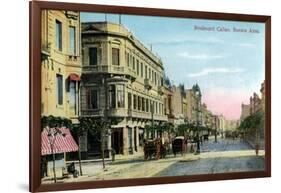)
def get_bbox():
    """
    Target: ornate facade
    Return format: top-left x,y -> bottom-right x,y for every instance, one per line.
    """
80,22 -> 167,155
